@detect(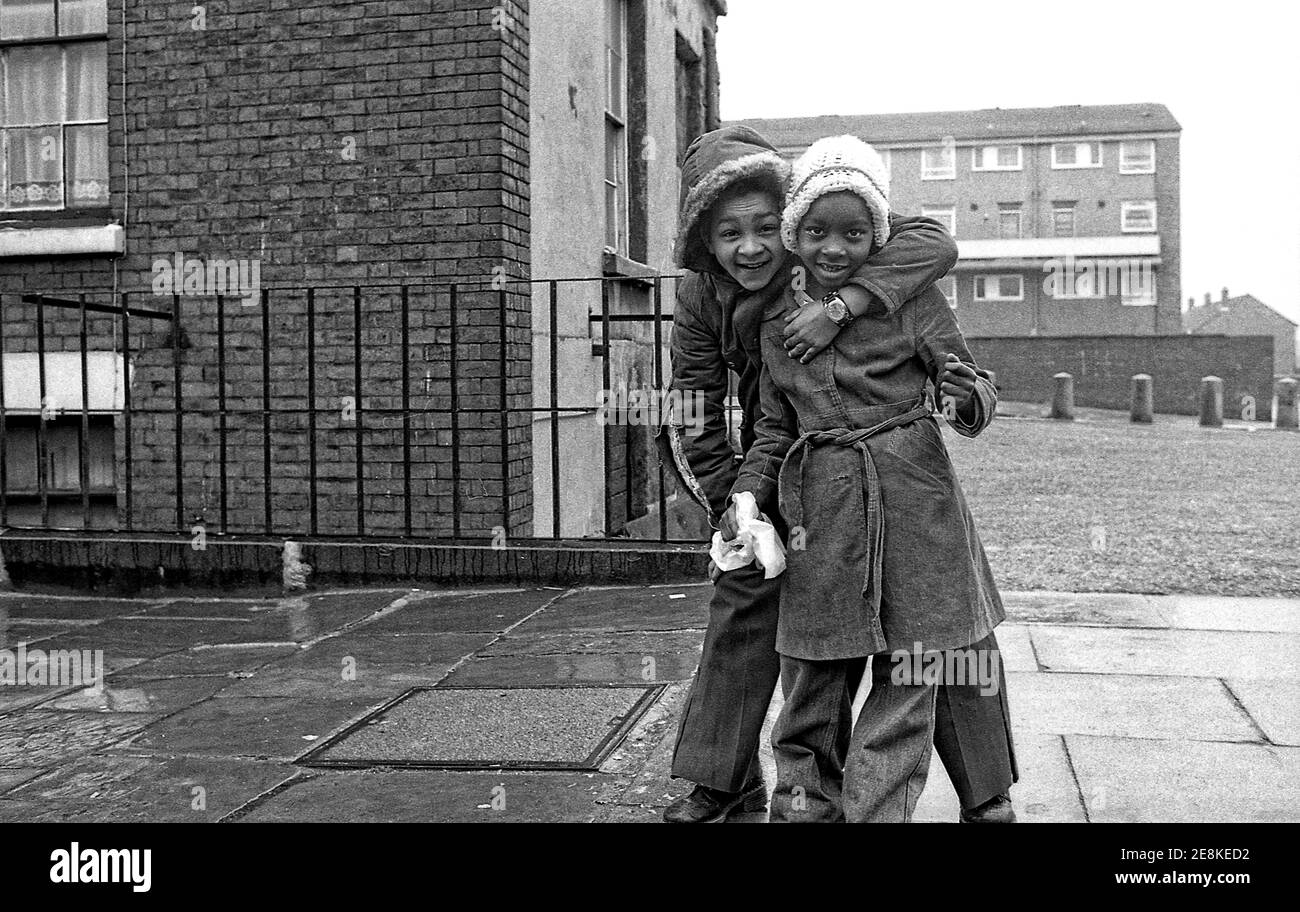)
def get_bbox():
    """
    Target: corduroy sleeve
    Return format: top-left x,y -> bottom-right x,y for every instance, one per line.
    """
669,274 -> 740,517
730,358 -> 798,513
912,287 -> 997,438
844,213 -> 959,316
